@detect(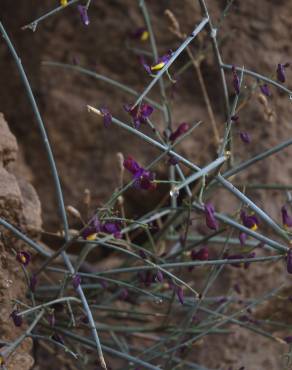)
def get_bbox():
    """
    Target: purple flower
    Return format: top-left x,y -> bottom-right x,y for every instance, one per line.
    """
102,221 -> 122,239
227,254 -> 245,268
139,249 -> 147,259
284,336 -> 292,344
119,288 -> 129,300
232,65 -> 240,95
29,273 -> 37,292
156,270 -> 164,283
204,203 -> 219,230
82,215 -> 101,240
10,310 -> 23,327
169,122 -> 189,142
287,249 -> 292,274
239,131 -> 251,144
168,155 -> 179,166
231,114 -> 239,122
142,52 -> 172,74
123,156 -> 156,190
72,274 -> 81,290
281,205 -> 292,228
124,103 -> 154,128
277,63 -> 290,83
16,251 -> 31,266
77,5 -> 90,26
239,232 -> 247,246
191,247 -> 209,261
131,27 -> 149,42
176,286 -> 184,305
244,251 -> 256,269
99,107 -> 112,128
260,84 -> 271,97
240,210 -> 259,231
